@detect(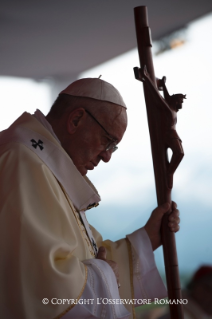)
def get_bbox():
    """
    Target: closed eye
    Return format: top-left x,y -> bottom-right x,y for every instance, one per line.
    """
101,136 -> 112,146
